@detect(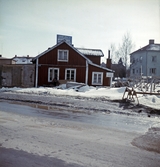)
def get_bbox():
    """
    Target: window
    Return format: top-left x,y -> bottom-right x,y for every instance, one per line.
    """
136,69 -> 138,73
132,58 -> 135,64
150,68 -> 156,75
152,56 -> 157,62
58,50 -> 68,62
92,72 -> 103,85
48,68 -> 59,82
65,68 -> 76,81
132,69 -> 135,74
